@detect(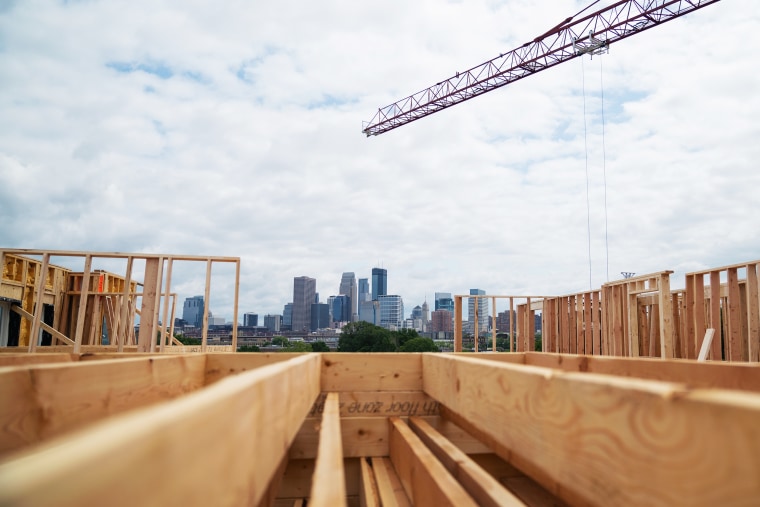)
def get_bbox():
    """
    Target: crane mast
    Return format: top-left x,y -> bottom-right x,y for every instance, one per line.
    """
362,0 -> 722,137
